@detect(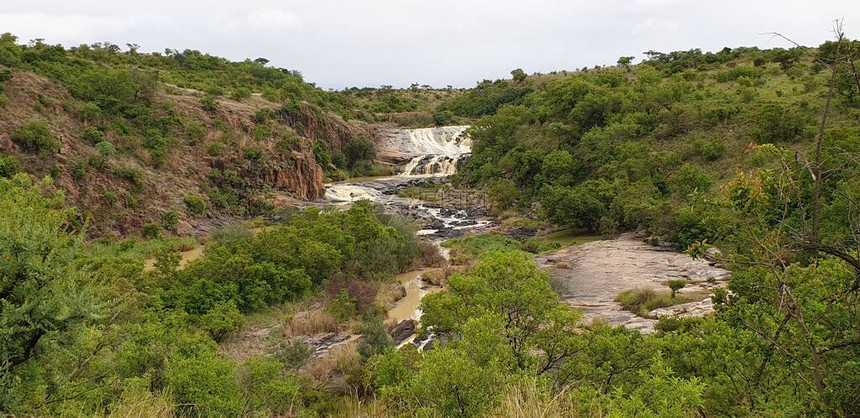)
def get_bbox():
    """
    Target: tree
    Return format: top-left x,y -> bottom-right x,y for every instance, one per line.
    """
617,56 -> 635,67
667,279 -> 686,298
343,137 -> 376,169
511,68 -> 528,83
